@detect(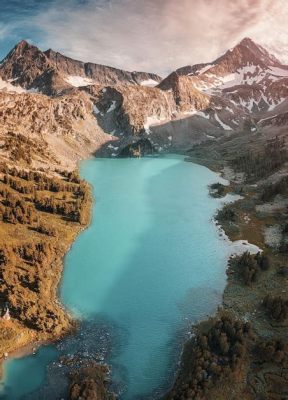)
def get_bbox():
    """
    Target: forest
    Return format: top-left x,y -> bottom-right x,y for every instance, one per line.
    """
0,162 -> 91,333
0,163 -> 90,226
